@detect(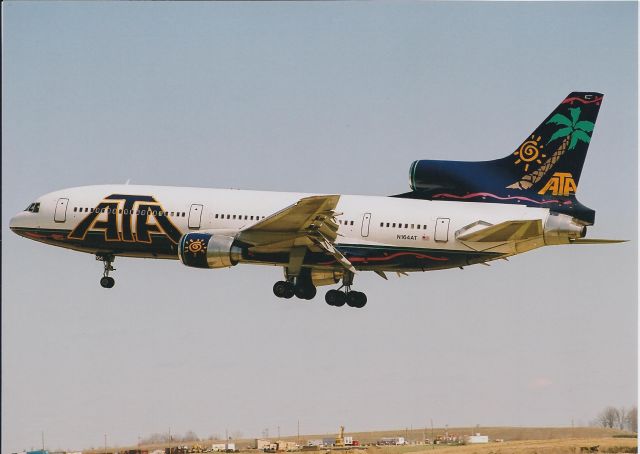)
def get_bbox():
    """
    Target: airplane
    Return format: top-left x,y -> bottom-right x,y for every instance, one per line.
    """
10,92 -> 623,308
